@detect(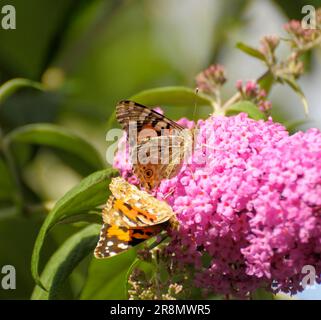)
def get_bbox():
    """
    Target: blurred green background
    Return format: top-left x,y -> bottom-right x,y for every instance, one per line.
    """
0,0 -> 321,299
